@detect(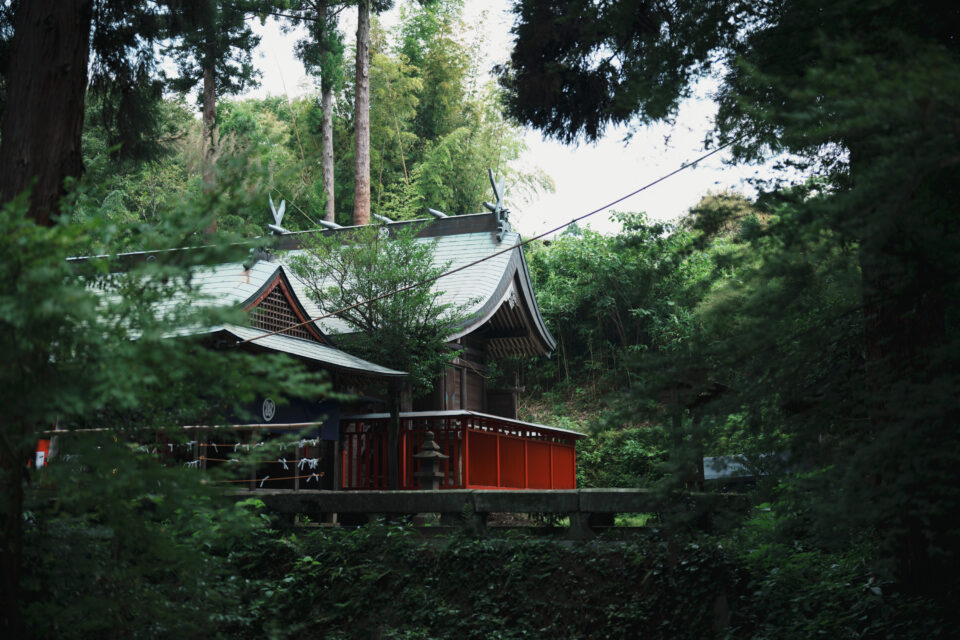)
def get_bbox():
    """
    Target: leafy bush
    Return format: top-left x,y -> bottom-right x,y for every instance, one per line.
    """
576,427 -> 668,488
726,505 -> 954,640
244,524 -> 737,640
